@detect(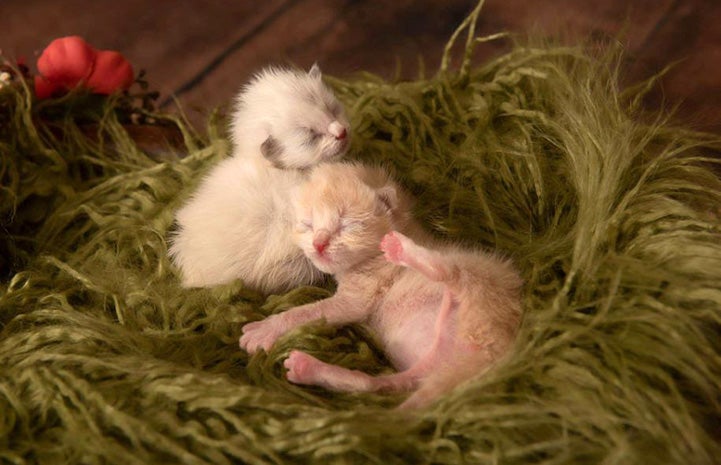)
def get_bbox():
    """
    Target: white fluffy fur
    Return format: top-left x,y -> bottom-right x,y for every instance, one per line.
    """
240,163 -> 523,408
230,64 -> 349,169
169,65 -> 350,292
